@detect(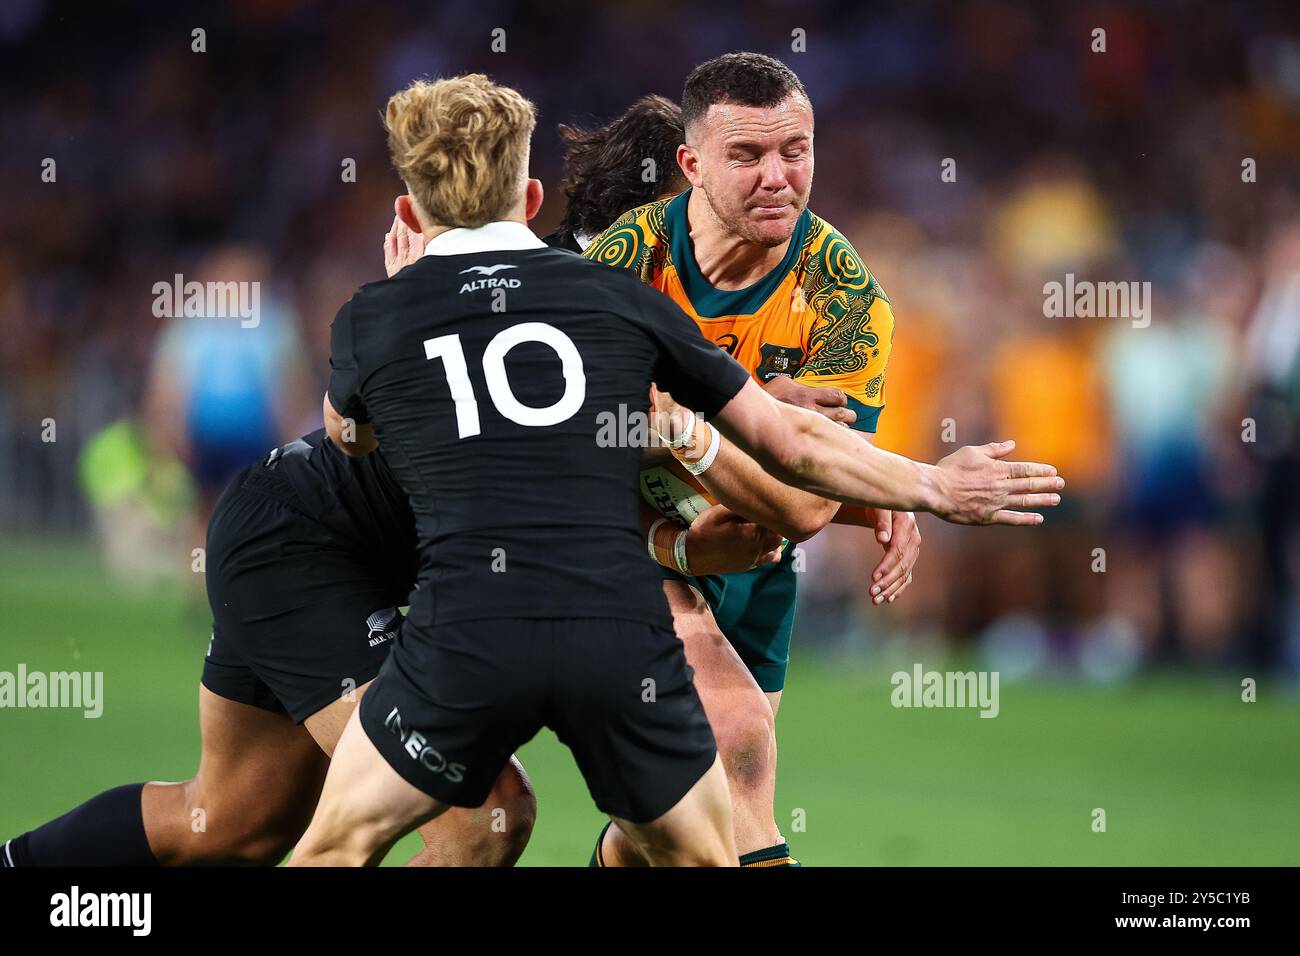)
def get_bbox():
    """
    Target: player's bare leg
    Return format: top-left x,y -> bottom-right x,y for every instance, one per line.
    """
10,684 -> 354,867
289,706 -> 449,866
305,682 -> 535,866
7,677 -> 535,868
139,685 -> 330,865
599,581 -> 780,866
399,755 -> 534,867
611,755 -> 737,867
